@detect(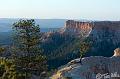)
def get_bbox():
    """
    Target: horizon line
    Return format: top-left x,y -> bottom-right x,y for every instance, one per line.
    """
0,17 -> 120,21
